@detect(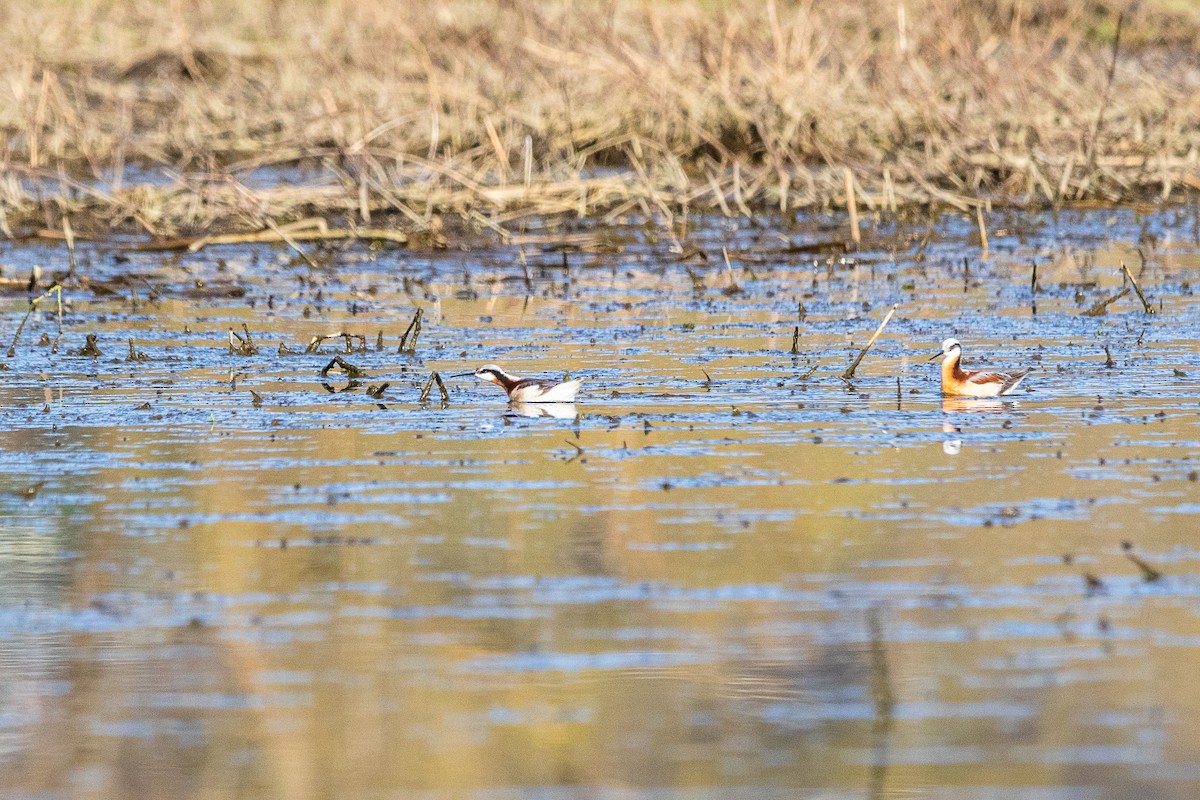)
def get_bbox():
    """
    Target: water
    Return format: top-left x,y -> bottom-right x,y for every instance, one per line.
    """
1,207 -> 1199,799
